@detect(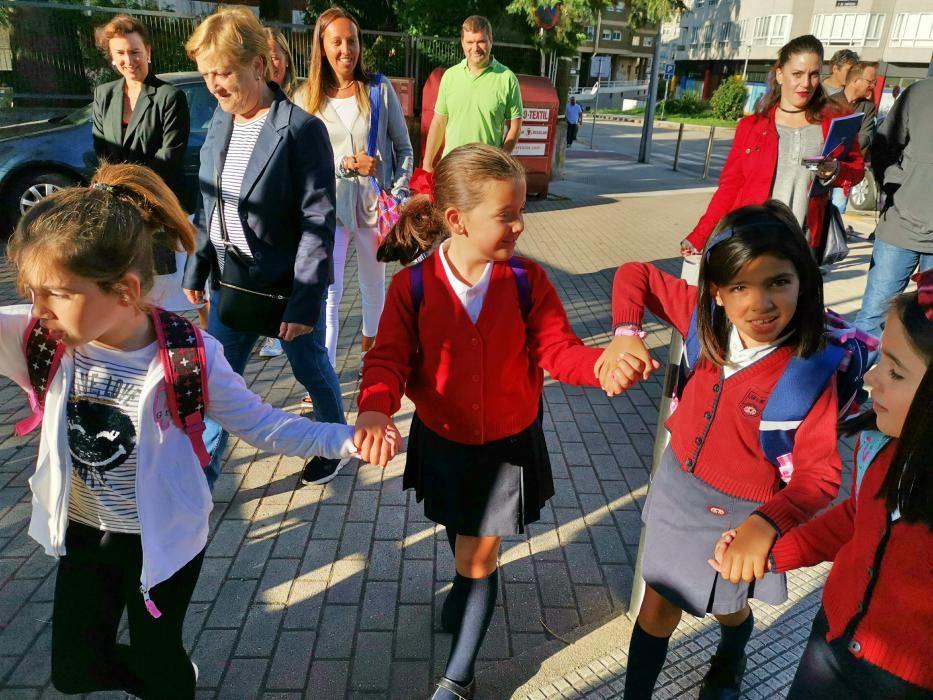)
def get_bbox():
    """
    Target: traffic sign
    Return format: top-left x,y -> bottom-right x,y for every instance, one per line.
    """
664,63 -> 675,80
